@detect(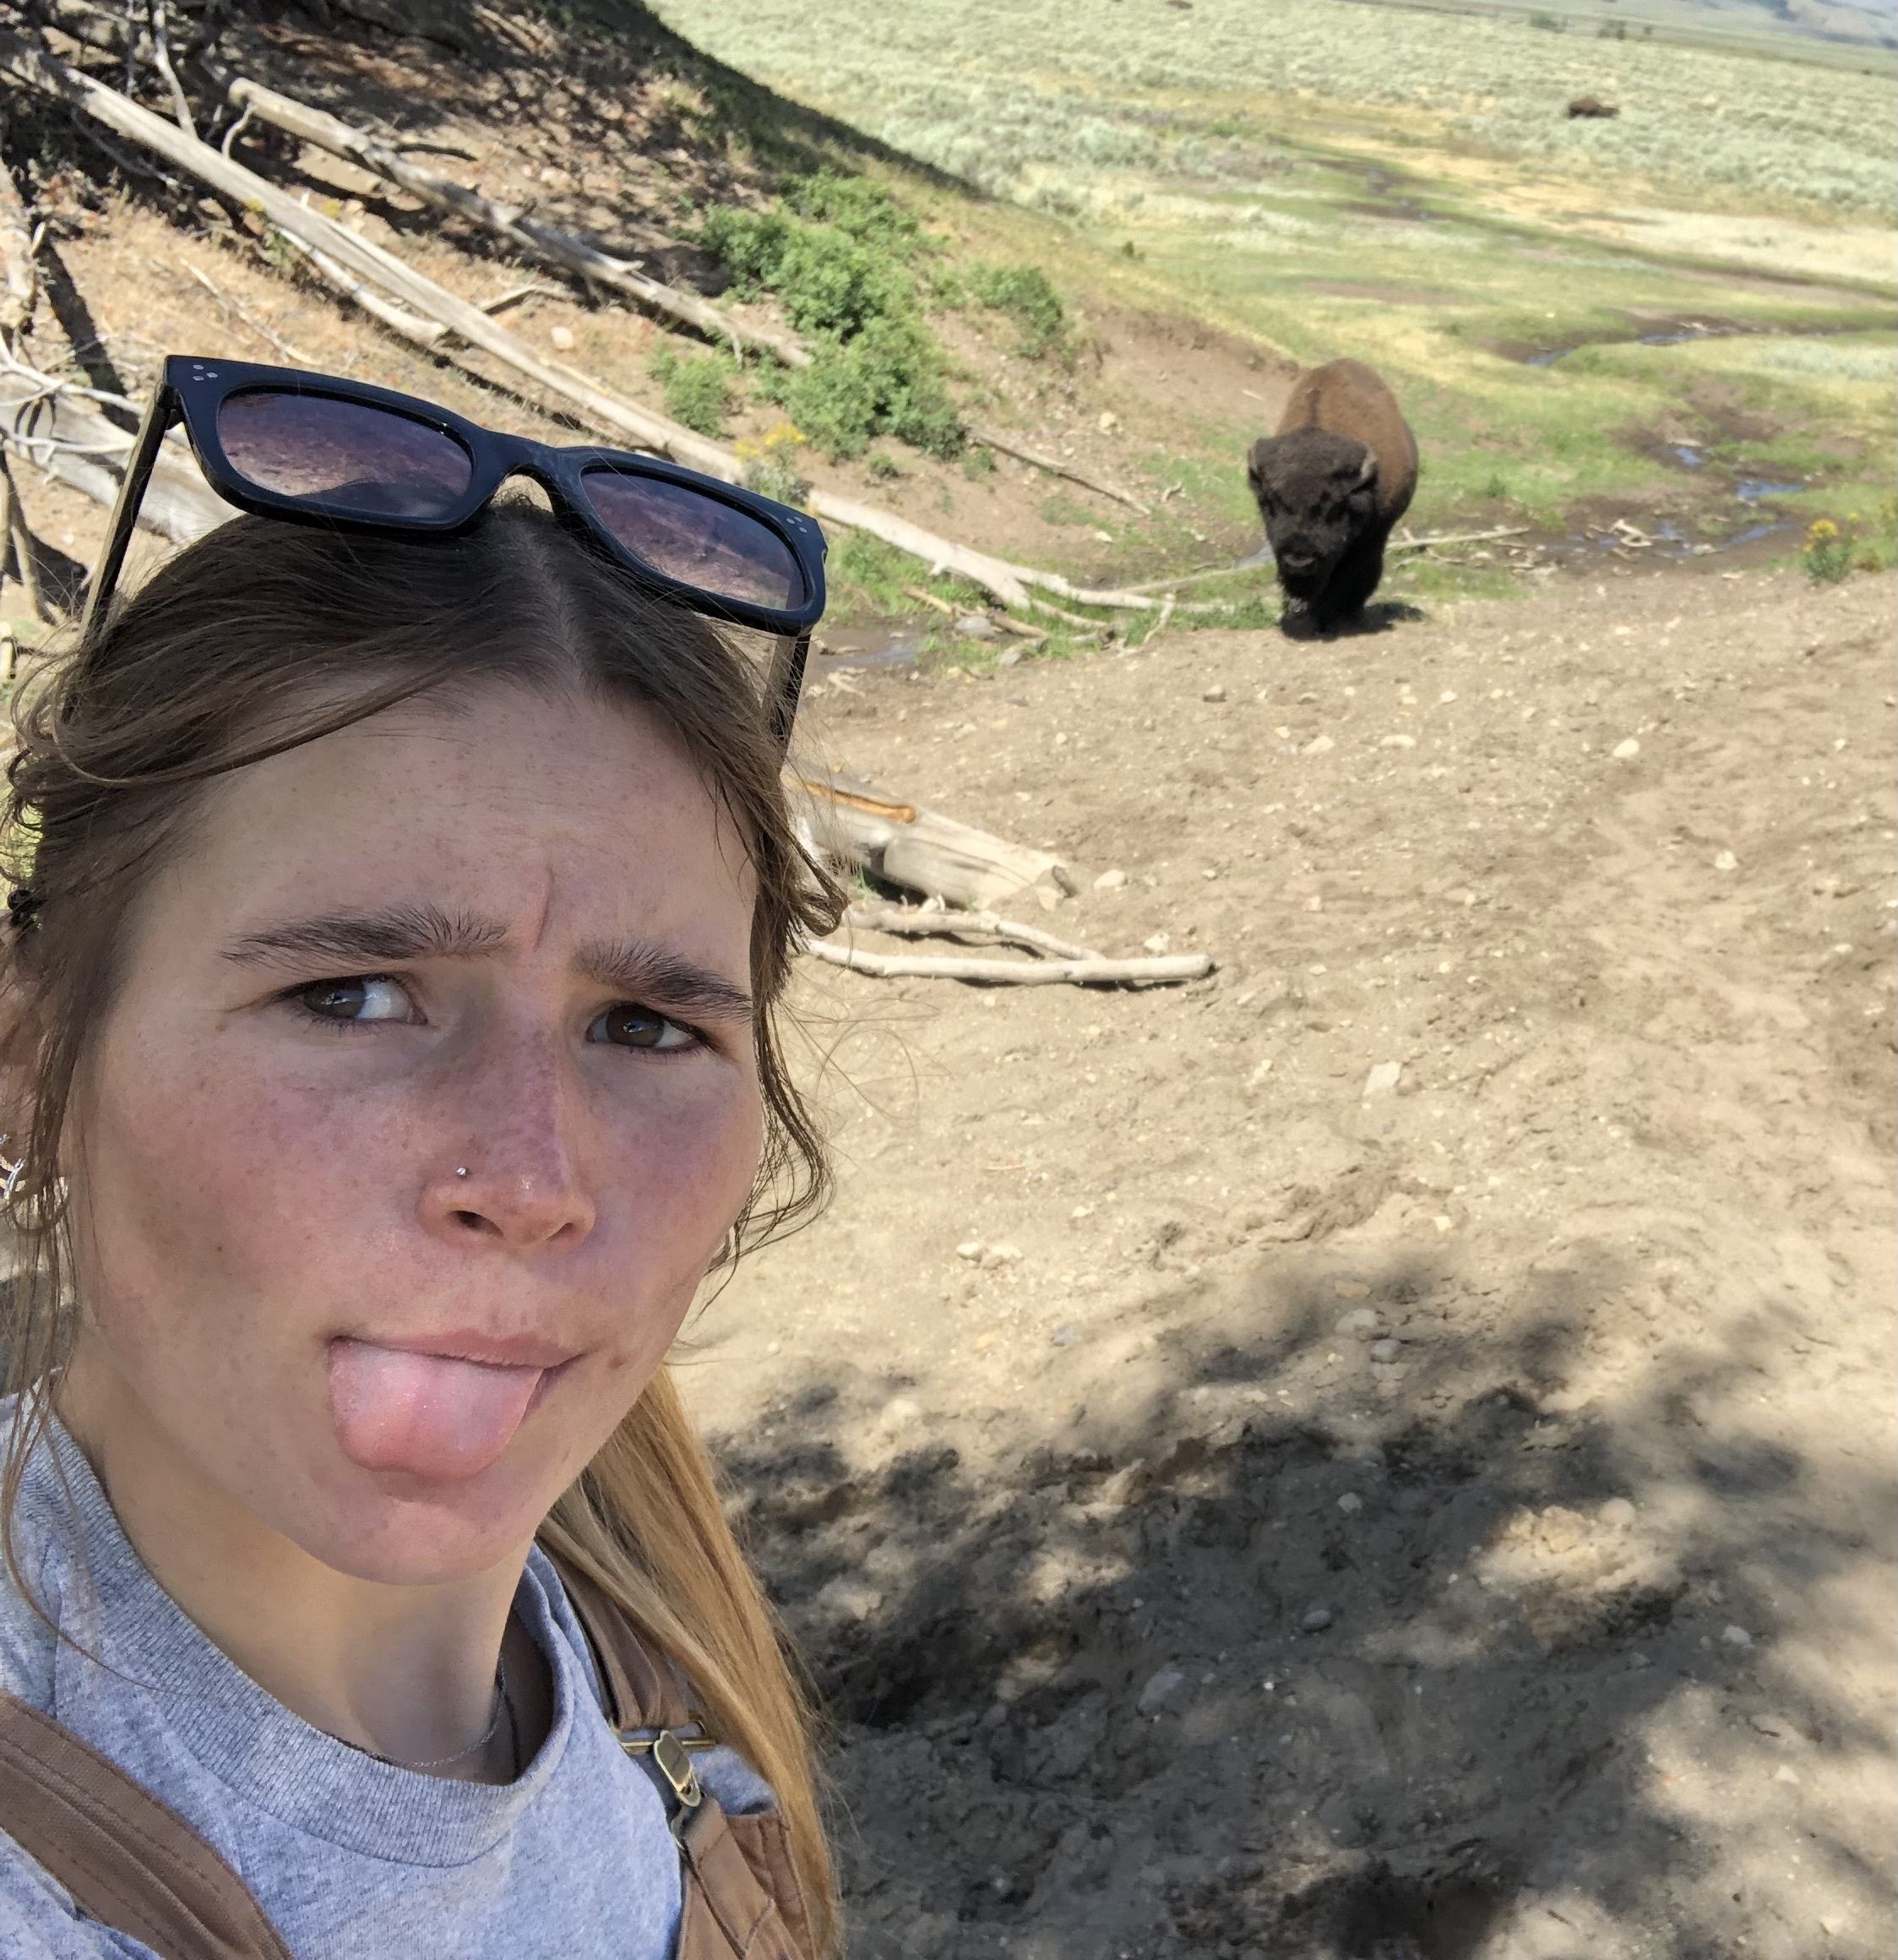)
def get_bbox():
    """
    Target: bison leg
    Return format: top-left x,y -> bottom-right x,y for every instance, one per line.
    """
1313,528 -> 1389,629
